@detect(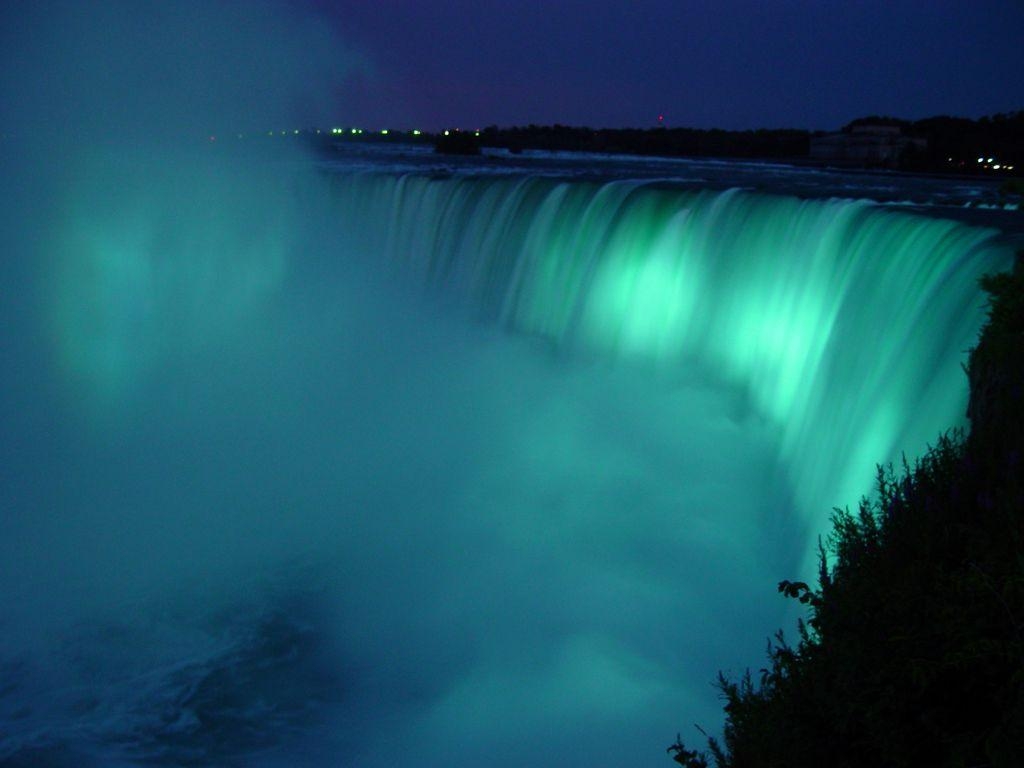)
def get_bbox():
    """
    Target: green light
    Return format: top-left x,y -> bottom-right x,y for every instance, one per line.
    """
338,176 -> 1009,556
381,129 -> 389,135
444,130 -> 450,136
47,155 -> 291,409
412,129 -> 421,136
581,201 -> 700,361
351,128 -> 358,135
